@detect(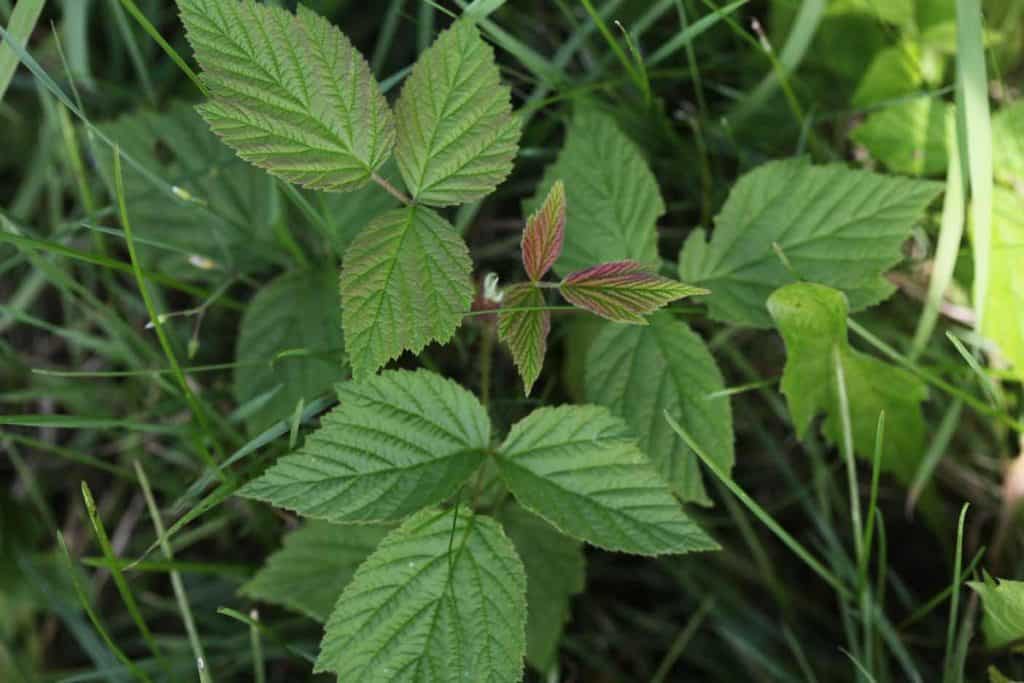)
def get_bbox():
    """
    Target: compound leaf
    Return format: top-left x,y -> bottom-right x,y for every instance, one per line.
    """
240,520 -> 389,621
316,507 -> 527,682
767,283 -> 928,480
528,108 -> 663,276
179,0 -> 394,191
560,261 -> 706,324
679,158 -> 942,327
969,574 -> 1024,651
495,405 -> 718,555
340,206 -> 474,380
521,180 -> 566,281
394,20 -> 521,206
498,285 -> 549,396
239,370 -> 489,522
585,312 -> 733,505
498,504 -> 584,672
